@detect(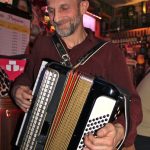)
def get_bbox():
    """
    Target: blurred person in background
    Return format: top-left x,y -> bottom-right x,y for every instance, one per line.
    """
135,60 -> 150,150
